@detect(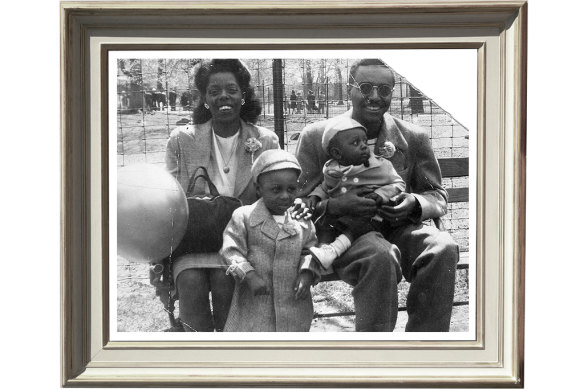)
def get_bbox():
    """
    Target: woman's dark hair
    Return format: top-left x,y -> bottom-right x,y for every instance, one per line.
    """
193,59 -> 262,124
